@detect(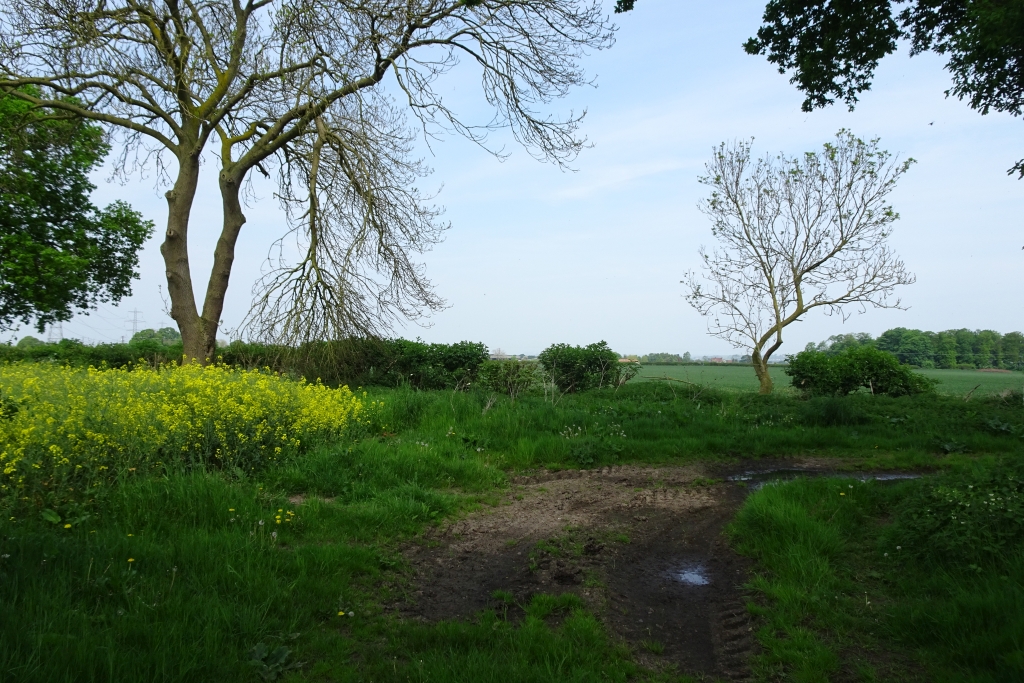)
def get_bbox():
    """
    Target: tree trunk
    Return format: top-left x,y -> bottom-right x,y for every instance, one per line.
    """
752,348 -> 774,394
160,153 -> 207,361
196,169 -> 247,360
